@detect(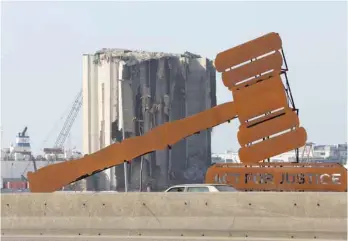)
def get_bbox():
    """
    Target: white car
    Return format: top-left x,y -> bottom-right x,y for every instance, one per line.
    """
164,184 -> 237,192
